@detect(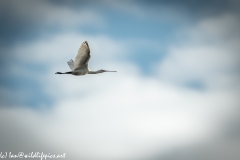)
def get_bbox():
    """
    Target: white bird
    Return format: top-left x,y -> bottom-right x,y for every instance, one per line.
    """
55,41 -> 116,76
